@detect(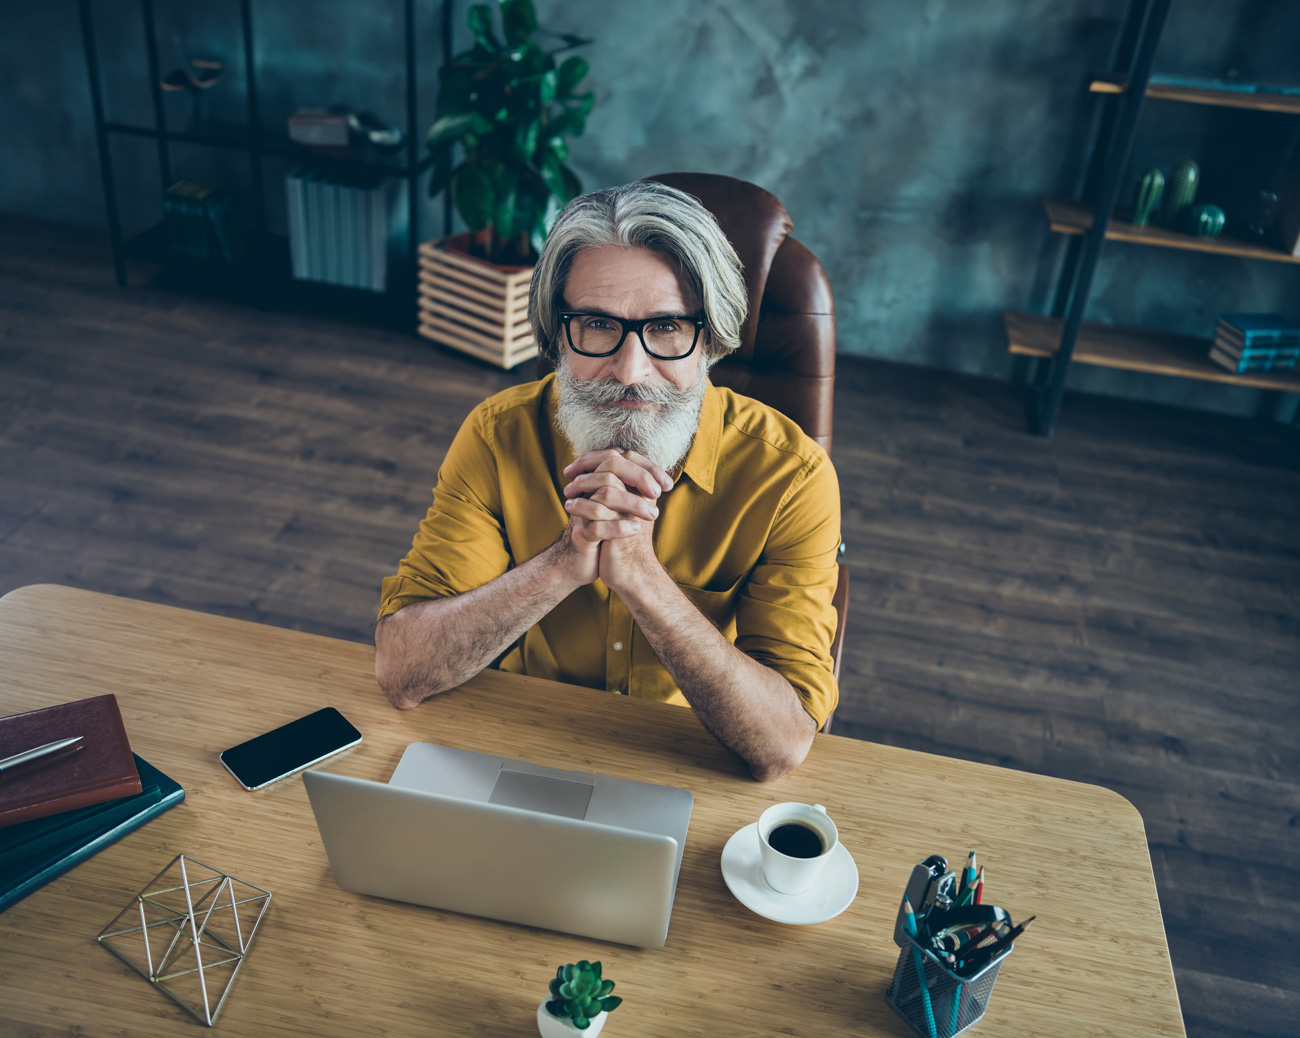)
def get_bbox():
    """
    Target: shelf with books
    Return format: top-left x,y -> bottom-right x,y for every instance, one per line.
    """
1018,0 -> 1300,435
1041,195 -> 1300,265
1088,71 -> 1300,115
79,0 -> 440,333
1003,310 -> 1300,393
